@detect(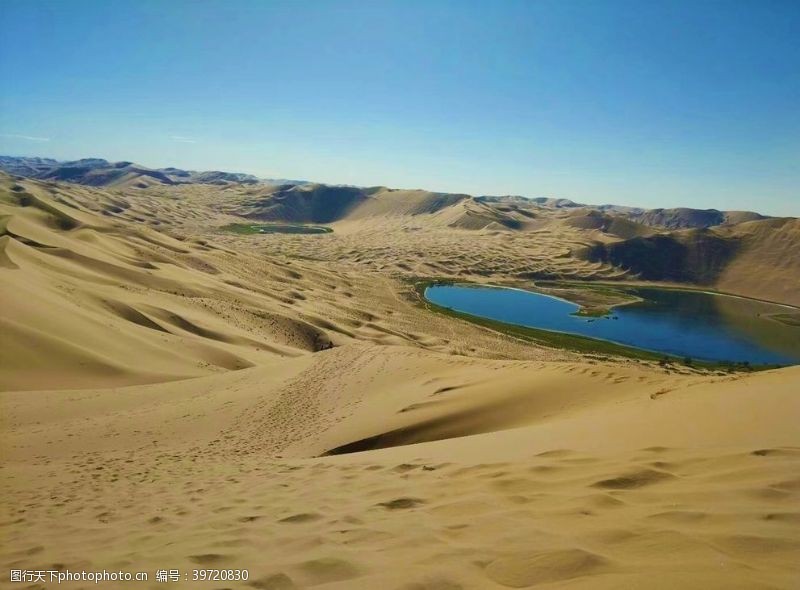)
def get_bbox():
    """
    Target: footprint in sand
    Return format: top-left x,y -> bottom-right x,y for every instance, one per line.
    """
485,548 -> 610,587
188,553 -> 228,565
592,469 -> 675,490
279,512 -> 322,523
247,572 -> 297,589
377,497 -> 426,510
